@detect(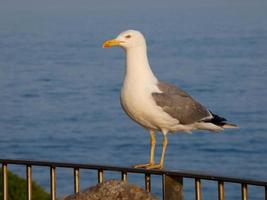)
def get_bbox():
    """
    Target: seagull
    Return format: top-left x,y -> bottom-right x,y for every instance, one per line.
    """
102,30 -> 237,169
